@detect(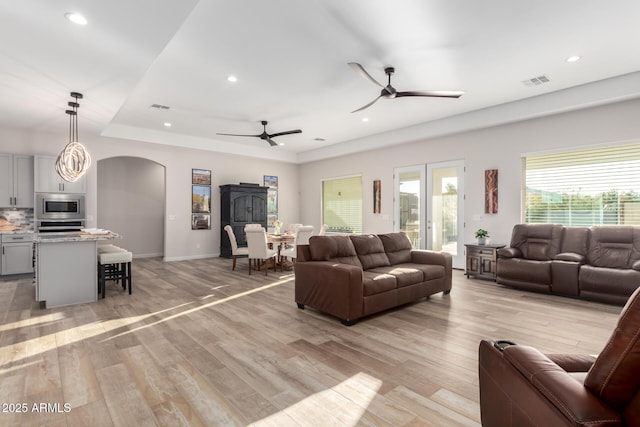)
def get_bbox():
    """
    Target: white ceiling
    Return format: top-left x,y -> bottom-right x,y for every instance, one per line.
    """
1,1 -> 639,163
